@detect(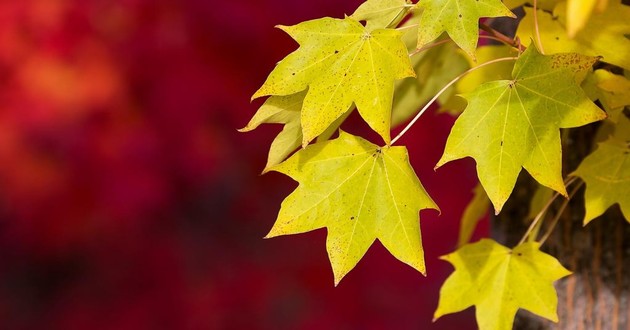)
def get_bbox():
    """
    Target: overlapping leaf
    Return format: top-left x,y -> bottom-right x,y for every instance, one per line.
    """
240,92 -> 305,171
517,2 -> 630,71
252,17 -> 415,145
435,239 -> 571,330
436,45 -> 606,213
573,117 -> 630,224
416,0 -> 515,58
267,131 -> 438,285
583,70 -> 630,123
351,0 -> 410,31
